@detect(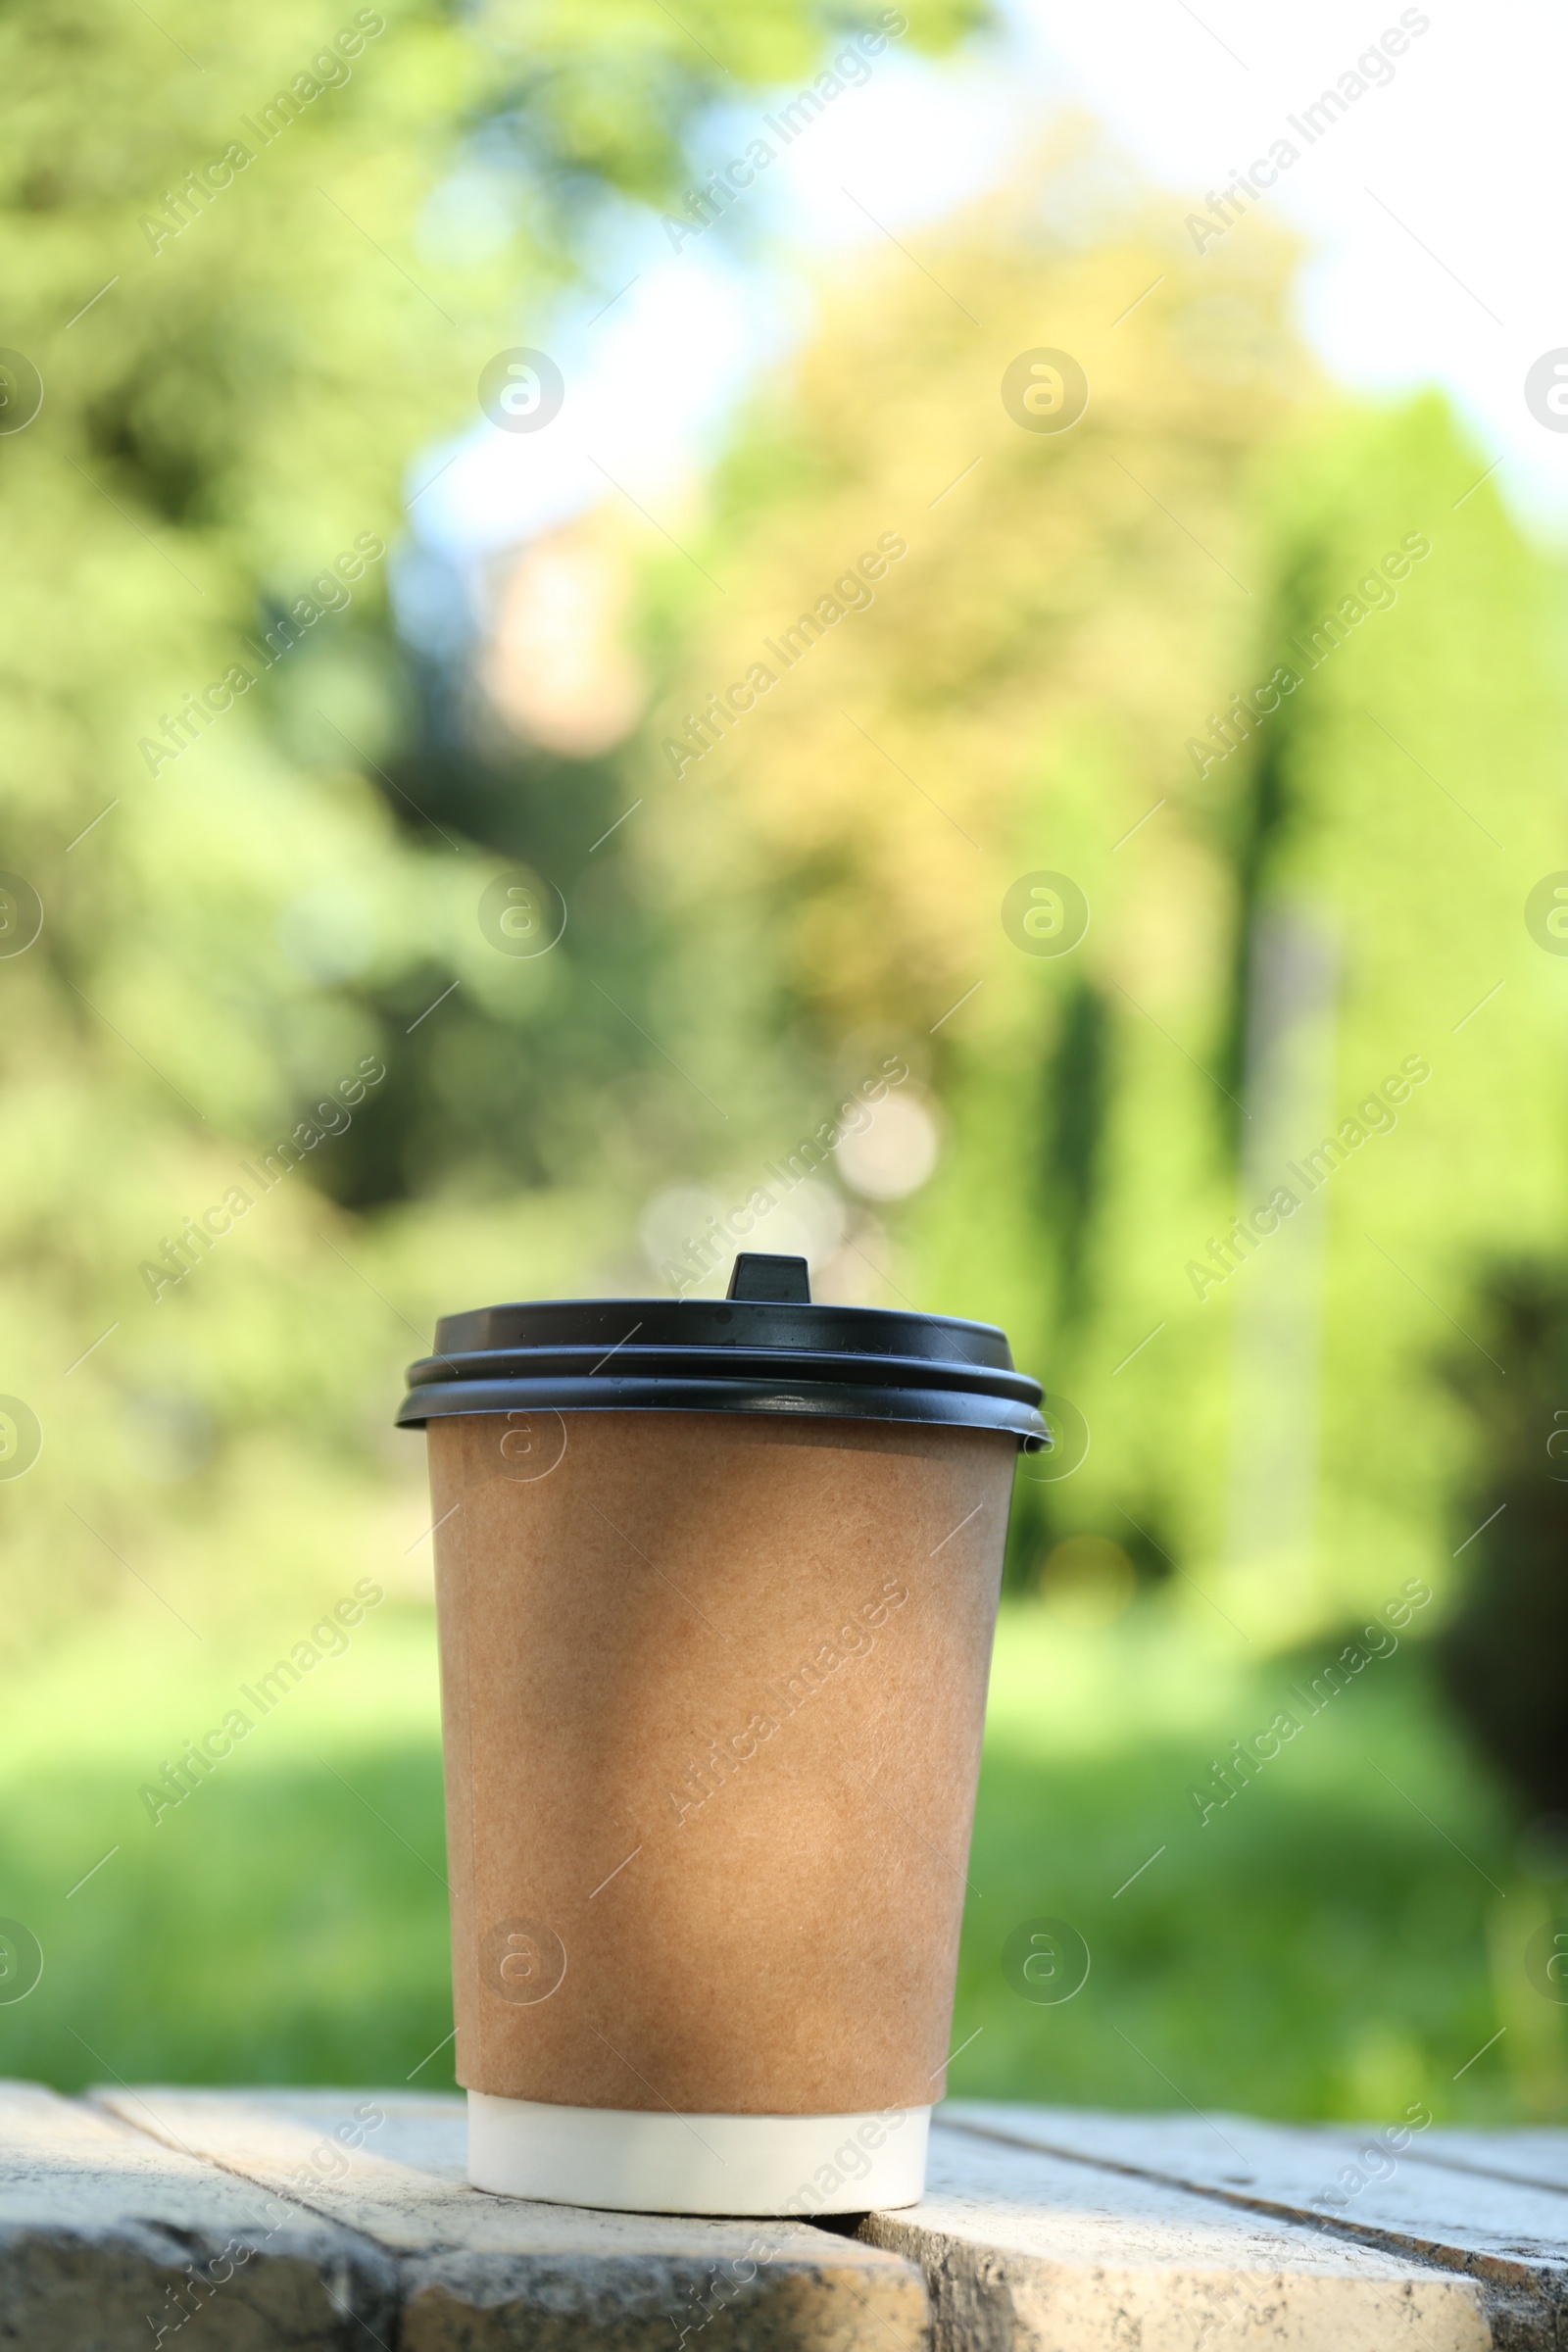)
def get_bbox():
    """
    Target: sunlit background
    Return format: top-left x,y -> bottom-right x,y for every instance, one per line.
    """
3,0 -> 1566,2122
